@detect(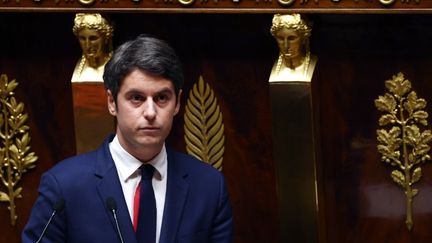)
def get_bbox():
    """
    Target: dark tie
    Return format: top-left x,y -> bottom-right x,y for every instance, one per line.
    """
136,164 -> 156,243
